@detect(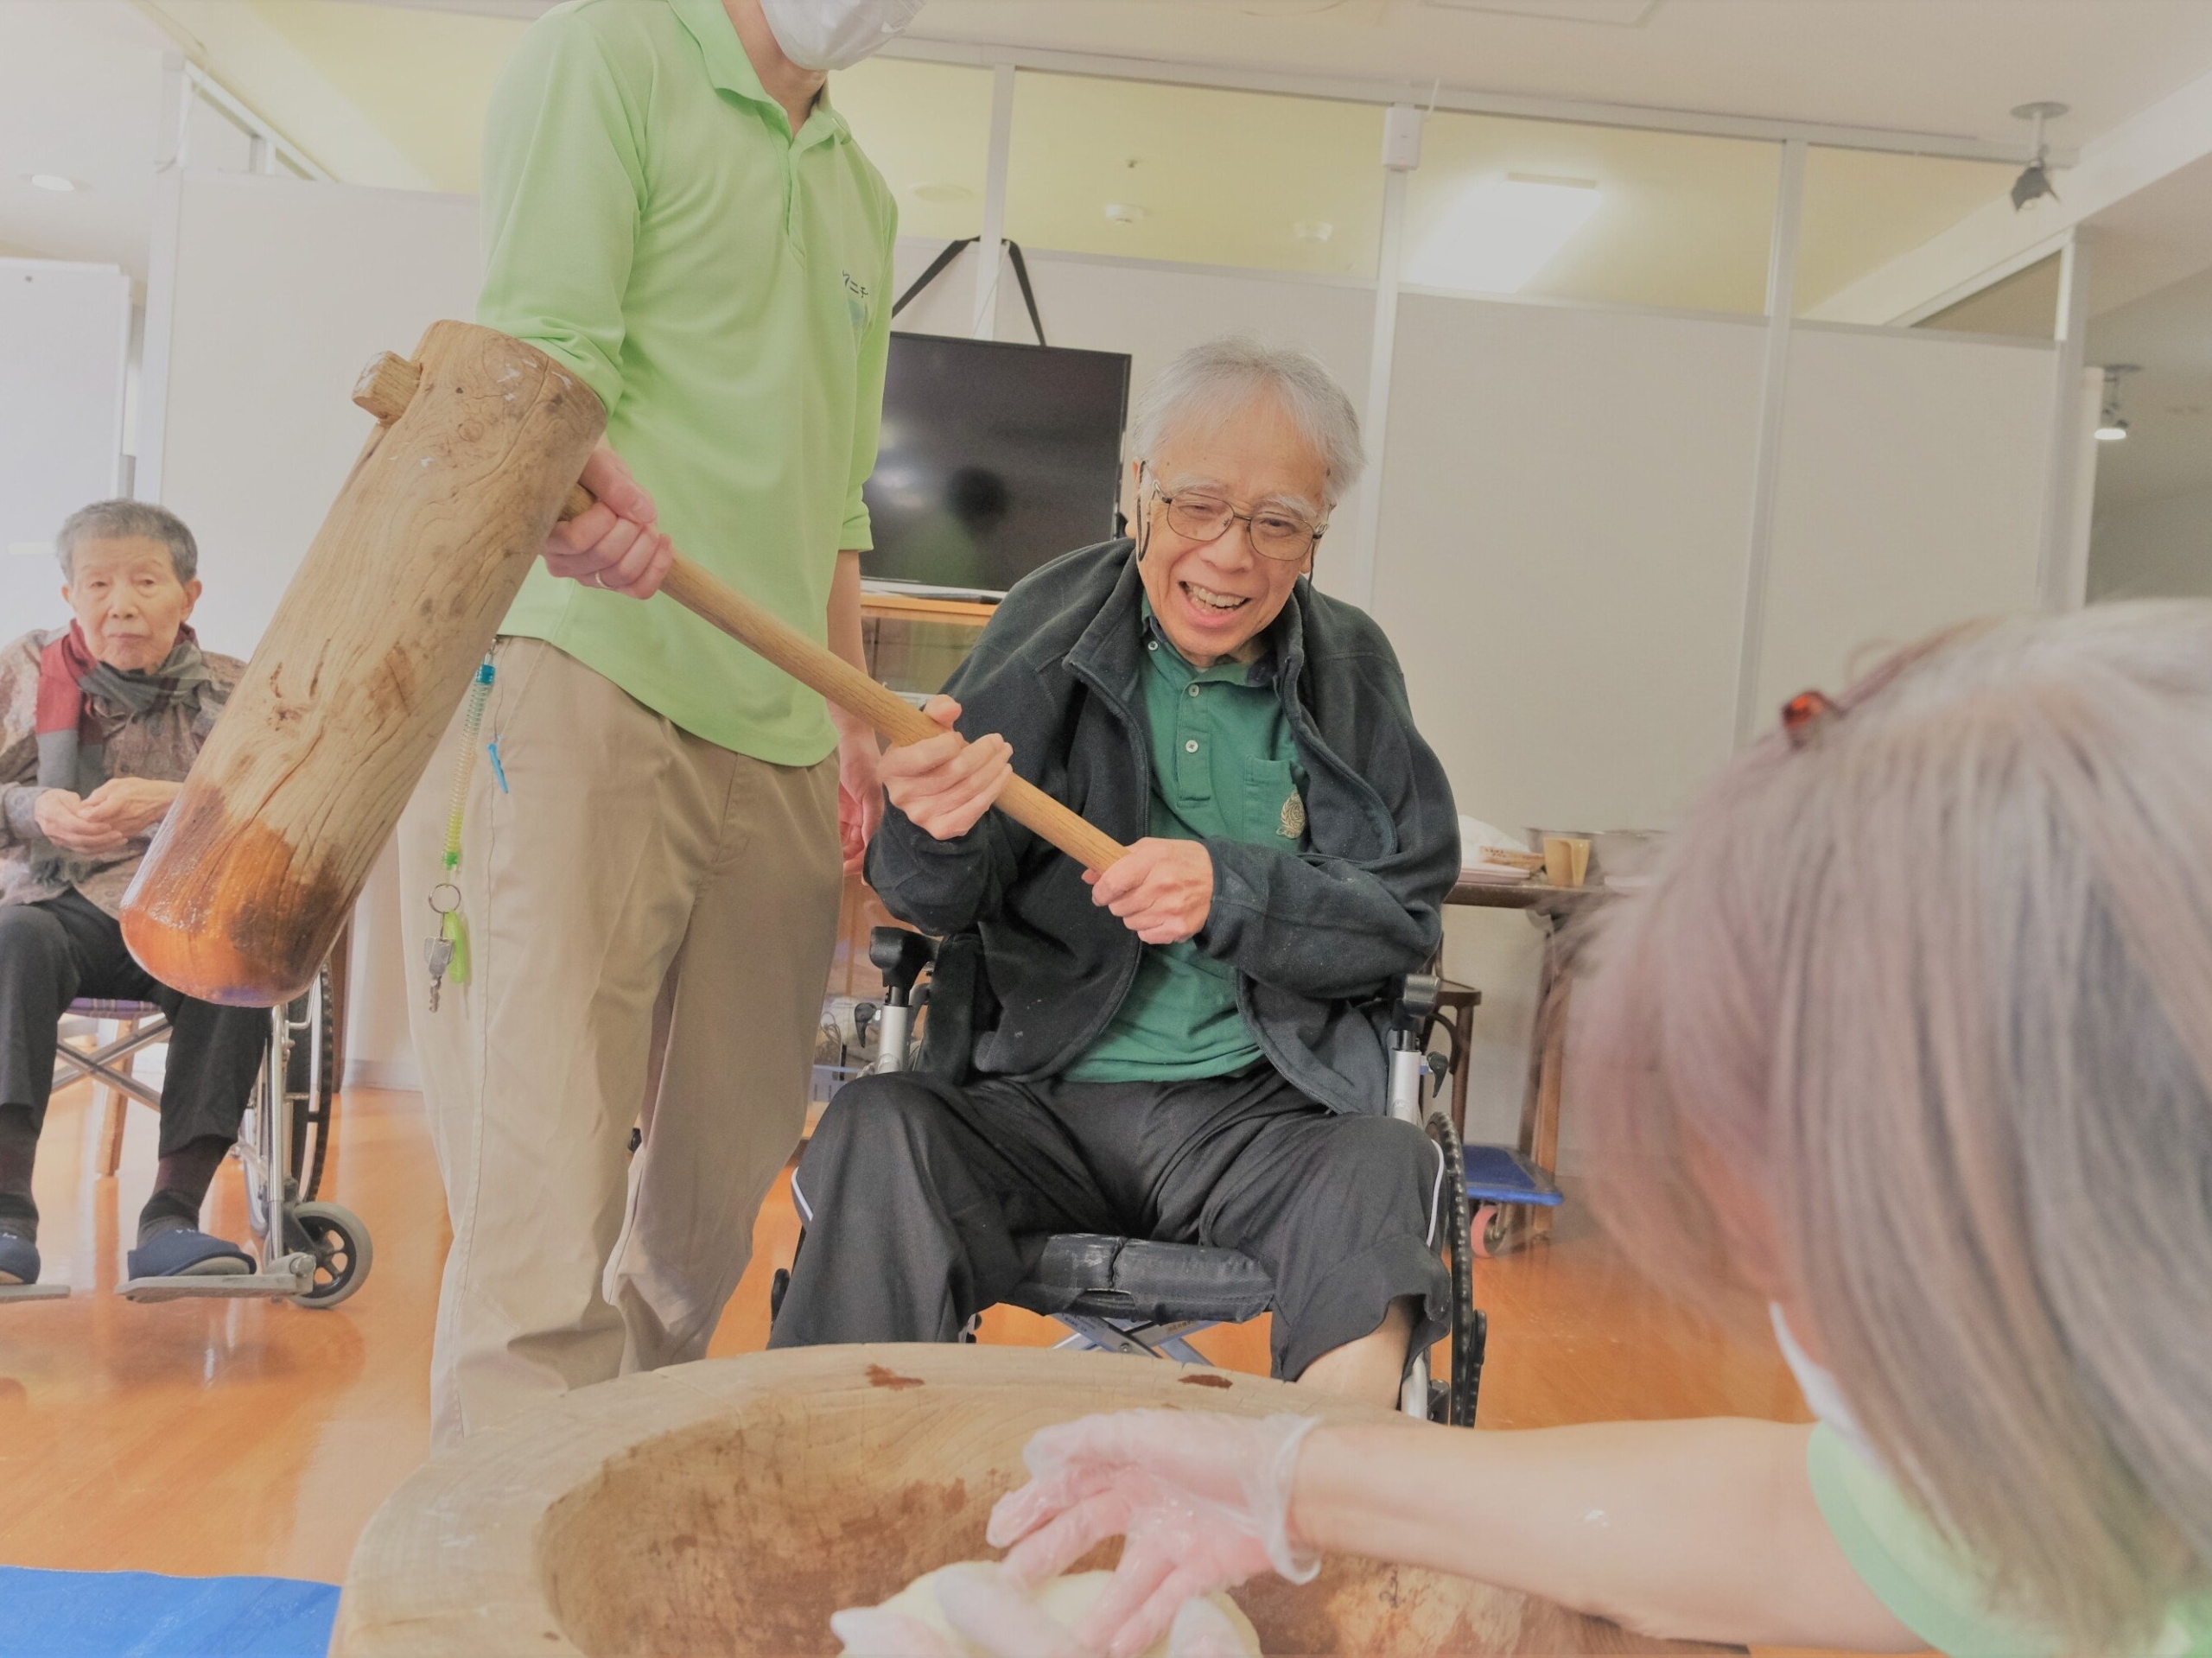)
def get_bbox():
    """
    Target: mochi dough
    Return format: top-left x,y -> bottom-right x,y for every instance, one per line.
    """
841,1561 -> 1262,1658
